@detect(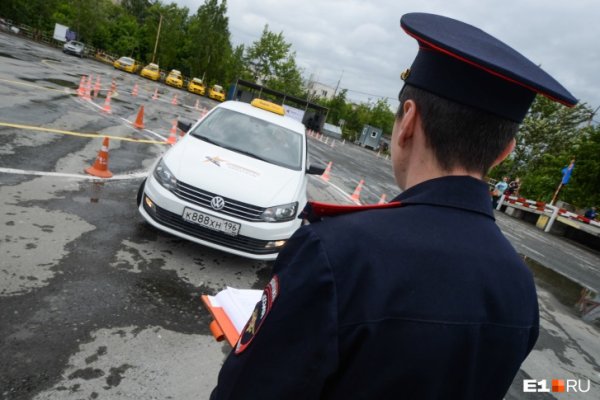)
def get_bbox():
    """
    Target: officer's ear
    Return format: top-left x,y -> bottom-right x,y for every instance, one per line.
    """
490,138 -> 516,168
396,99 -> 418,147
